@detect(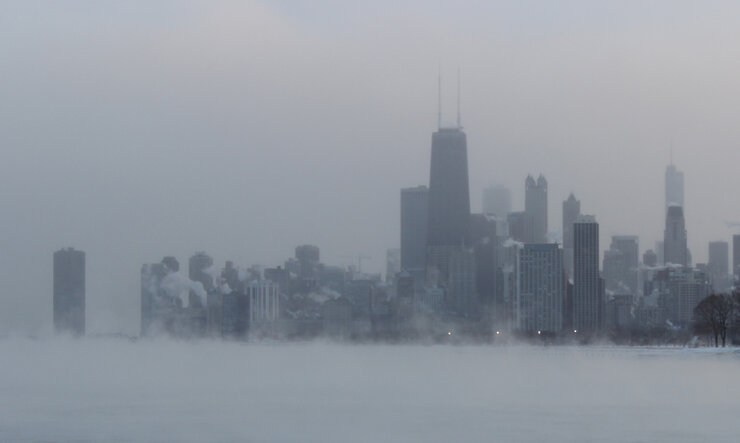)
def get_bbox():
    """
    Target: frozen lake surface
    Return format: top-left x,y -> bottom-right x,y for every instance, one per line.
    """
2,339 -> 740,442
